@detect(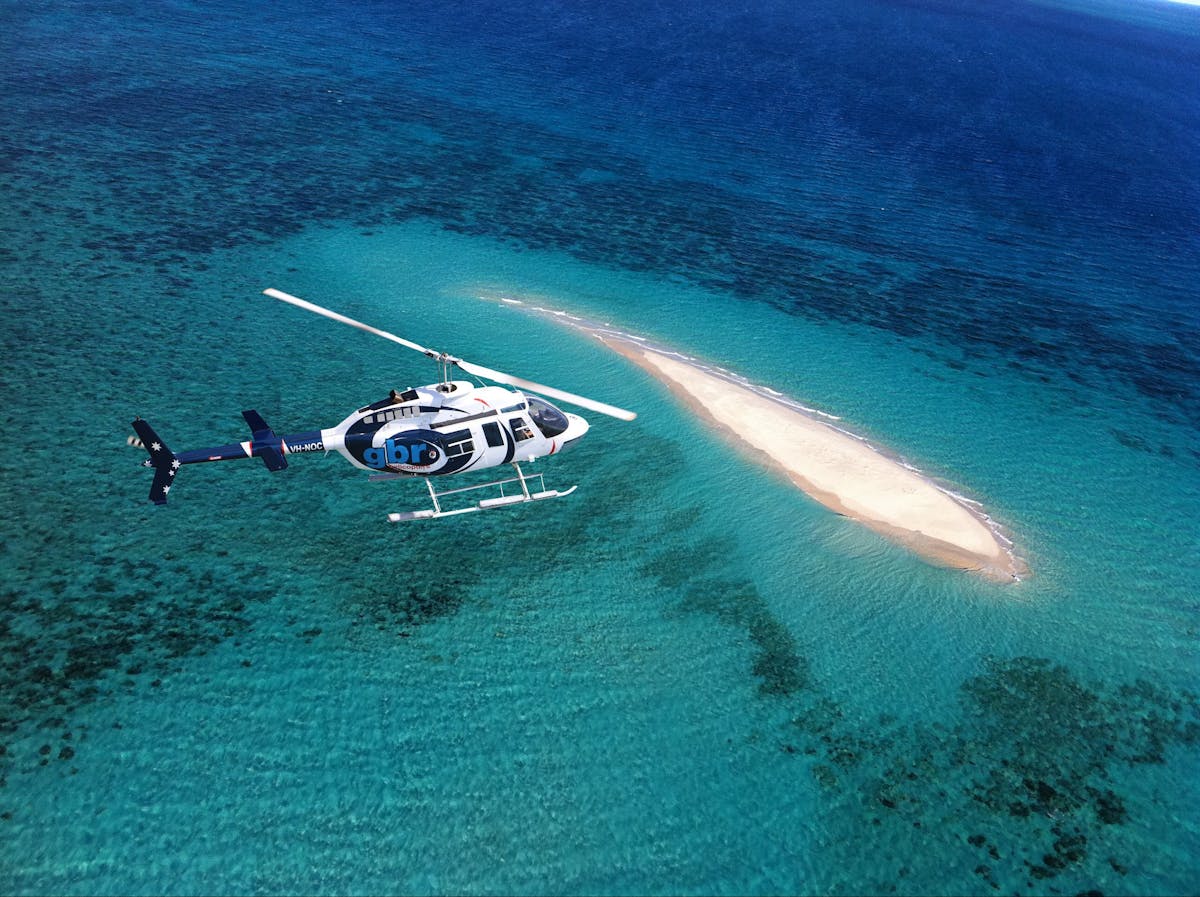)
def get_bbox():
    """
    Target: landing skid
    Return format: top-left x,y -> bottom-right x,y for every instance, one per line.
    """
374,463 -> 577,523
